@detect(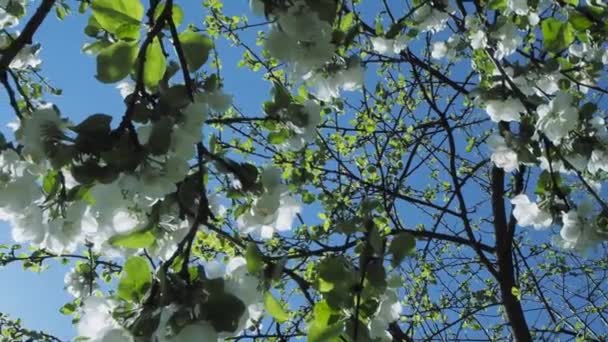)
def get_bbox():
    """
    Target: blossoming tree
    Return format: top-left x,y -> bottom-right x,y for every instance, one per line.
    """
2,0 -> 608,340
